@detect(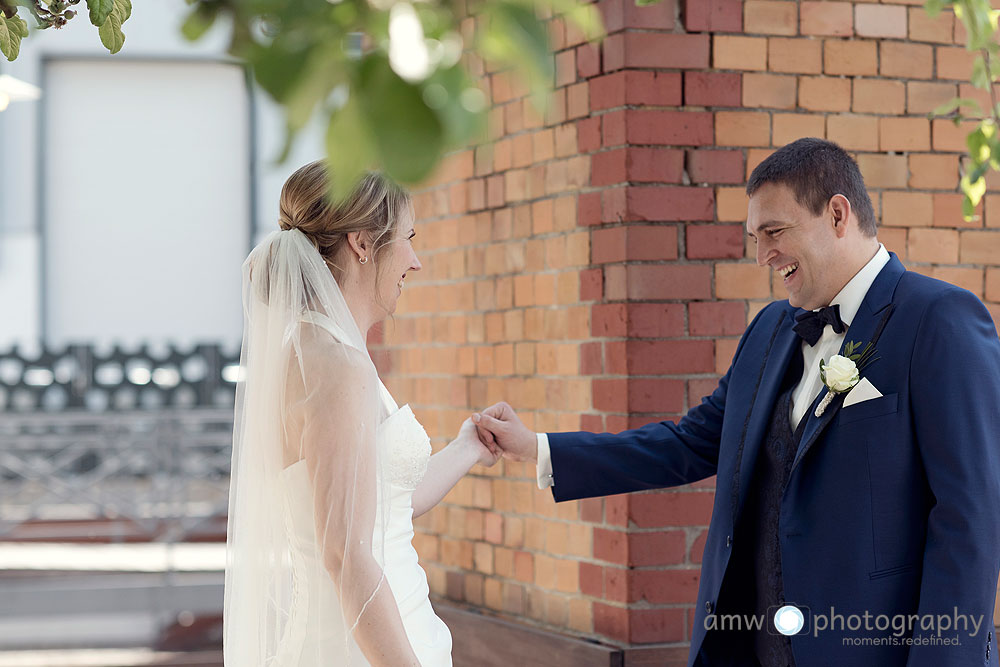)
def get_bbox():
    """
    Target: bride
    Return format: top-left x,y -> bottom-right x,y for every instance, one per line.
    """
224,163 -> 498,666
